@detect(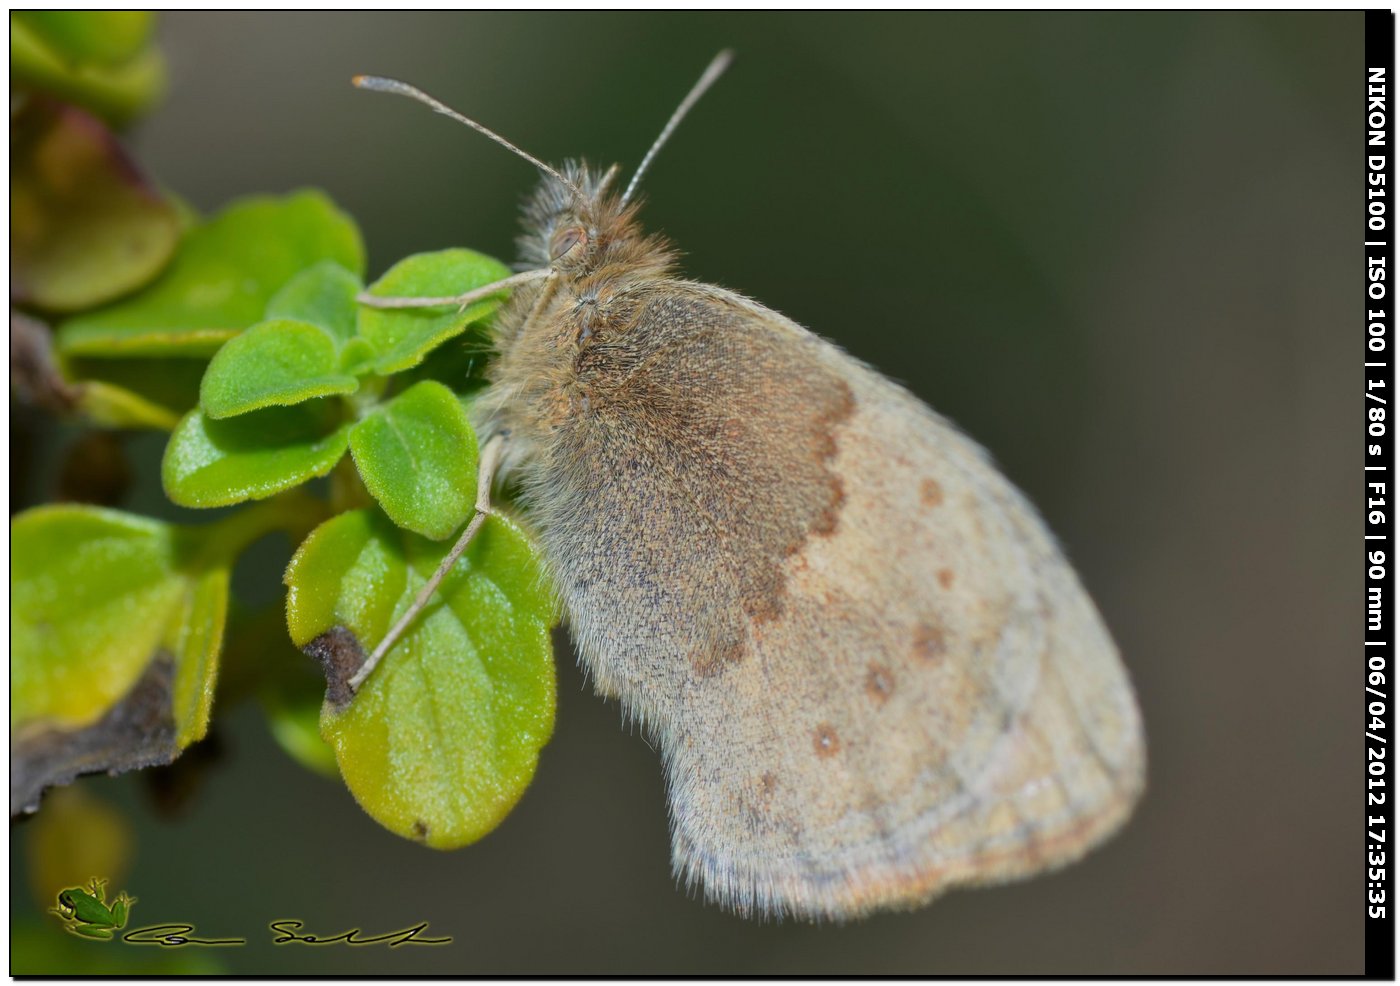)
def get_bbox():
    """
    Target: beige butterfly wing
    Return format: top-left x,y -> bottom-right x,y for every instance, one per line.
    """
511,281 -> 1146,921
